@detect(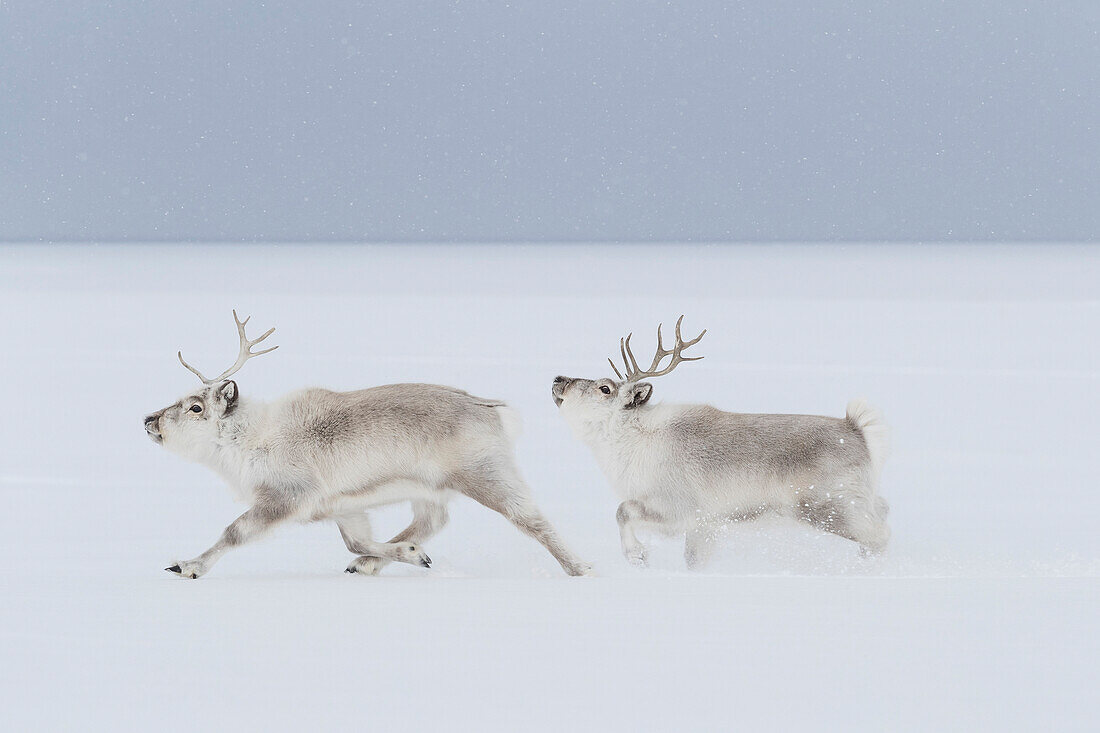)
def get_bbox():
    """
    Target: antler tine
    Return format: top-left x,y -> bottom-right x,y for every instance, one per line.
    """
177,351 -> 211,383
178,310 -> 279,385
620,333 -> 642,379
643,321 -> 674,373
233,309 -> 275,349
674,314 -> 706,347
249,326 -> 277,352
627,334 -> 641,374
607,358 -> 624,380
